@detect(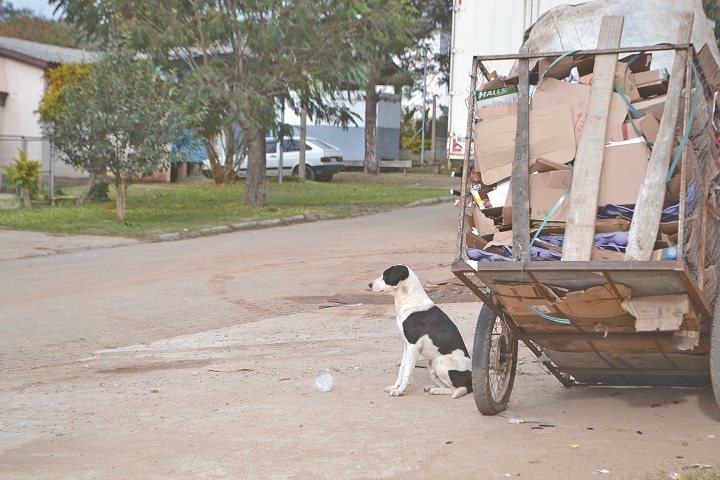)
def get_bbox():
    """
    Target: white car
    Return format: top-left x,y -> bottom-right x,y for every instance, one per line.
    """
202,136 -> 345,182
